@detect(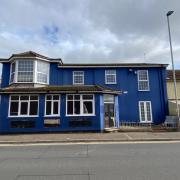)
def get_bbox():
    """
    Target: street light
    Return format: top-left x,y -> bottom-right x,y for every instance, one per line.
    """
166,11 -> 180,128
